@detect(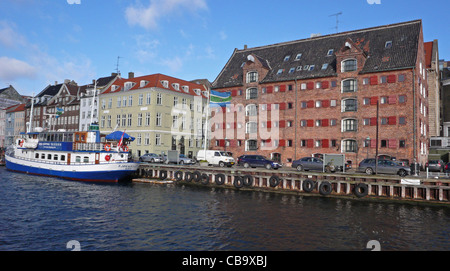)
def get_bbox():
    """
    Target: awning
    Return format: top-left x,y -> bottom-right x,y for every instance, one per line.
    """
105,131 -> 135,141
